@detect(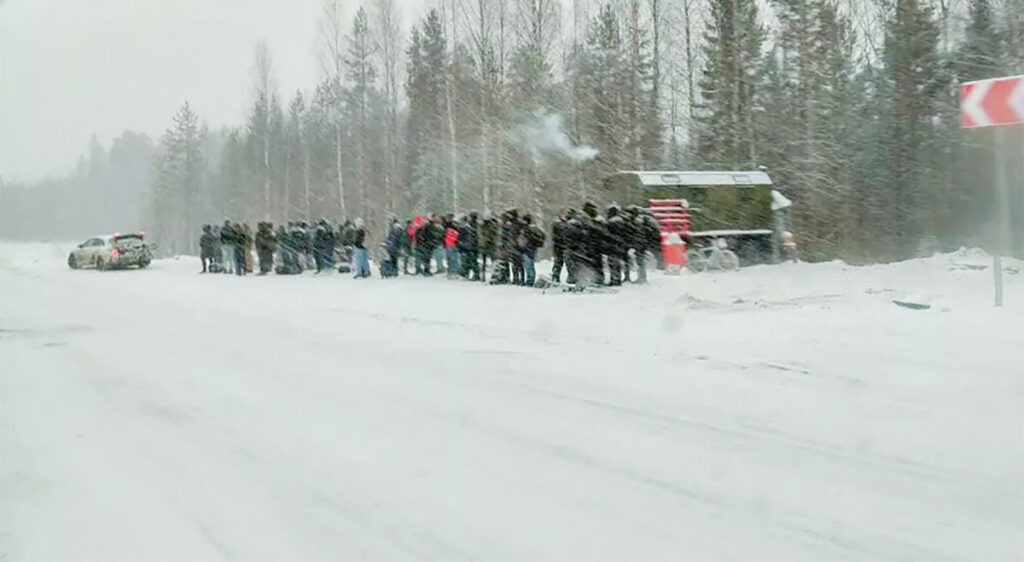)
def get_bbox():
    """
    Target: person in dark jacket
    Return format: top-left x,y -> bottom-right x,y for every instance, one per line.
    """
231,222 -> 248,276
457,212 -> 480,280
562,209 -> 581,285
582,201 -> 606,285
478,213 -> 498,282
503,209 -> 524,285
243,223 -> 255,273
285,222 -> 305,273
382,218 -> 404,278
520,214 -> 545,287
403,218 -> 417,274
199,225 -> 217,273
340,219 -> 355,267
324,220 -> 338,269
304,222 -> 316,270
550,212 -> 568,283
593,215 -> 610,285
621,205 -> 639,282
417,215 -> 441,276
641,208 -> 662,274
623,205 -> 650,283
292,223 -> 309,271
490,210 -> 516,285
313,221 -> 334,273
274,224 -> 293,273
255,222 -> 277,275
220,220 -> 236,274
605,204 -> 626,286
